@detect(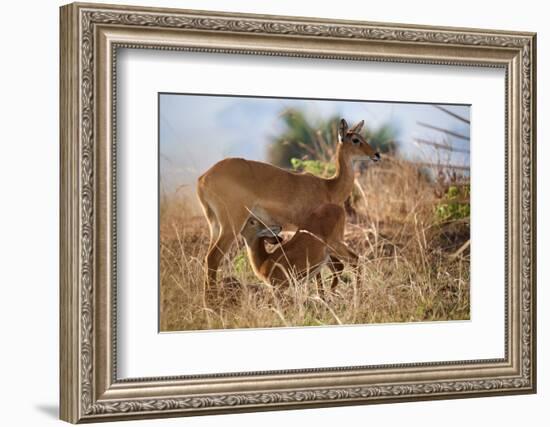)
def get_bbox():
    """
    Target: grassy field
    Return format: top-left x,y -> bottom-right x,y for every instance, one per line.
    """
159,157 -> 470,332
